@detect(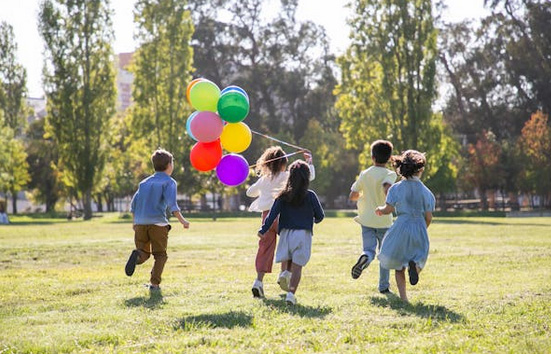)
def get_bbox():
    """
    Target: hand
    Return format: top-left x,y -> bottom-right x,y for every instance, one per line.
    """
303,151 -> 313,164
132,224 -> 137,231
182,220 -> 190,229
375,207 -> 383,216
257,232 -> 264,238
